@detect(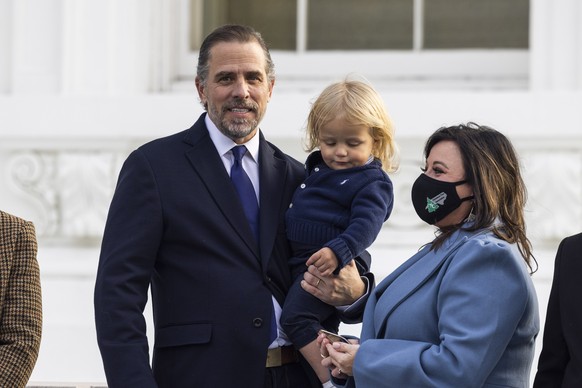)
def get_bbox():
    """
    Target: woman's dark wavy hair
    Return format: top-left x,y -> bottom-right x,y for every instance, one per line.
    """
426,122 -> 535,271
